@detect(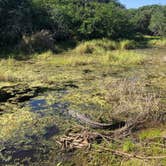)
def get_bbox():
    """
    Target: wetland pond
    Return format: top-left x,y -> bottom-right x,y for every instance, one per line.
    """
0,48 -> 166,165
